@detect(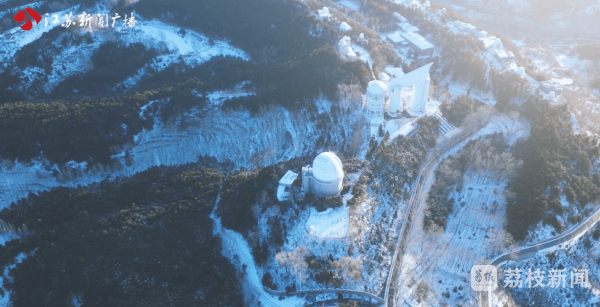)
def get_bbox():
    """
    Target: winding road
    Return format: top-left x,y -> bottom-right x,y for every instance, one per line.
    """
491,205 -> 600,267
383,110 -> 494,307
